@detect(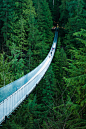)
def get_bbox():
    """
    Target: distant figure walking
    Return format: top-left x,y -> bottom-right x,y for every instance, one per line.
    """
49,53 -> 51,58
51,51 -> 52,56
56,24 -> 59,31
57,24 -> 59,28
